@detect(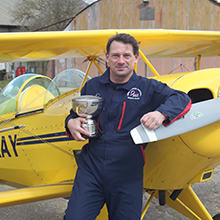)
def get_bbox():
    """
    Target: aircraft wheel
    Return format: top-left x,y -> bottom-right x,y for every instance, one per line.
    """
213,213 -> 220,220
